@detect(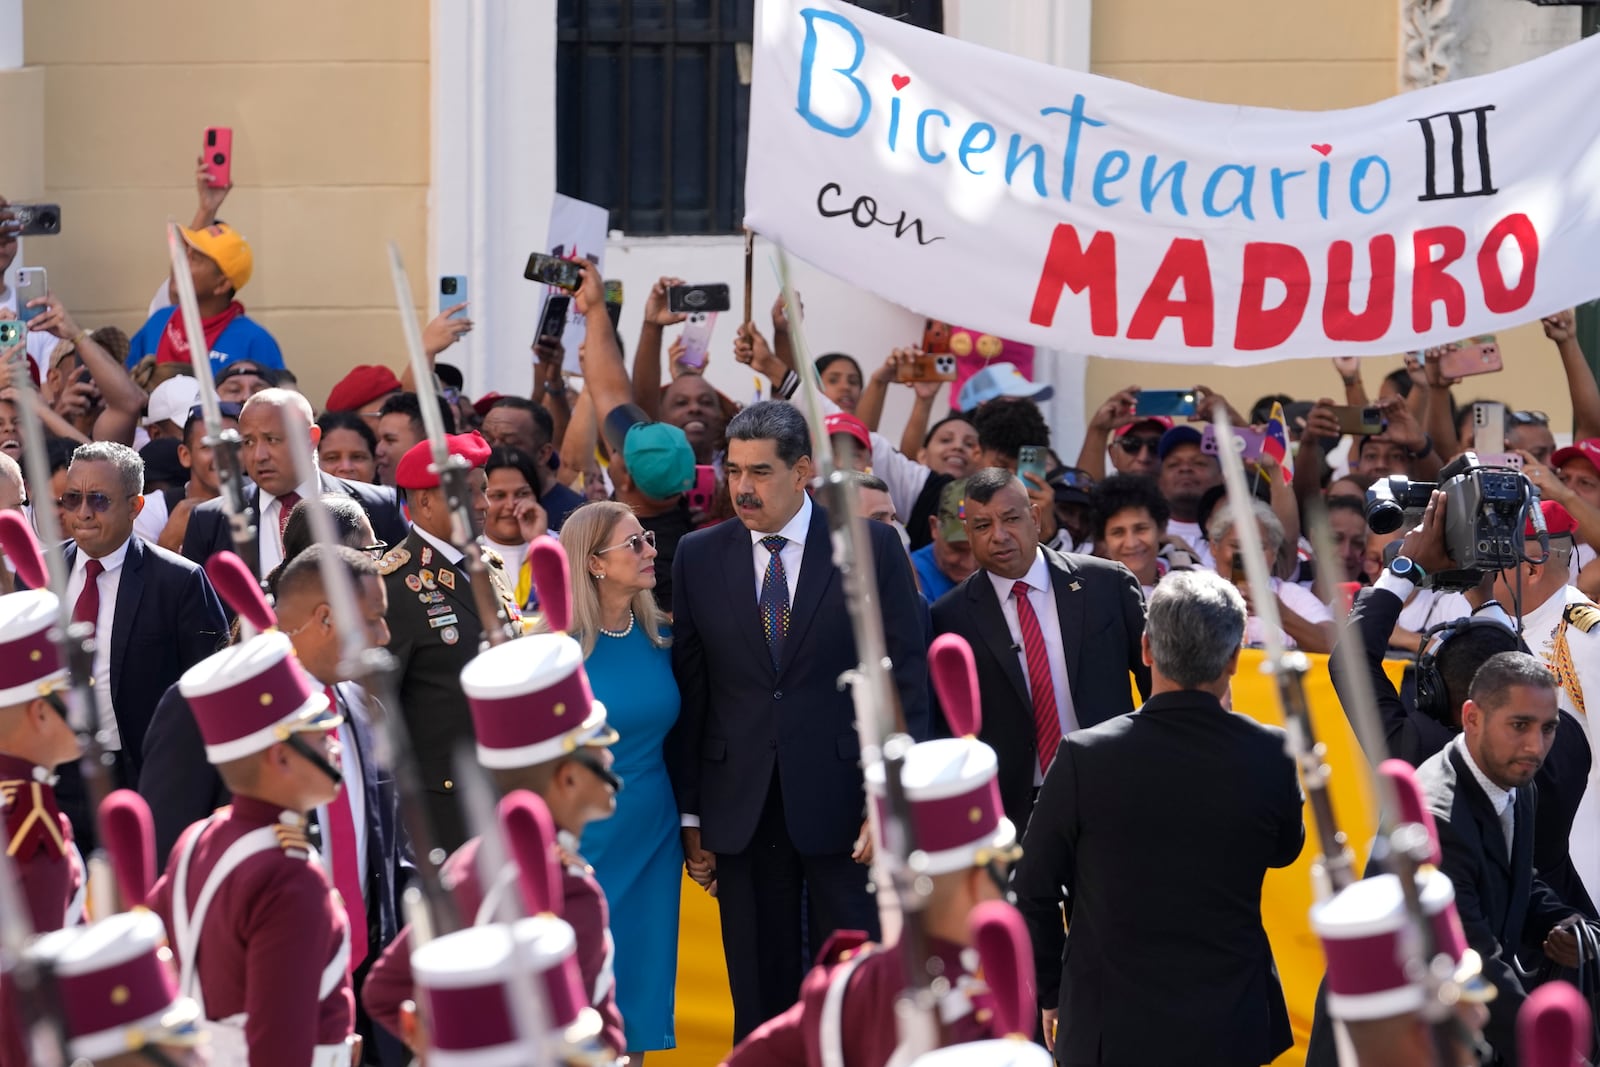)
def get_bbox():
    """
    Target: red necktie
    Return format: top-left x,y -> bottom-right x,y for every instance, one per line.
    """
73,559 -> 104,627
323,686 -> 368,969
1012,581 -> 1061,775
276,491 -> 302,545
